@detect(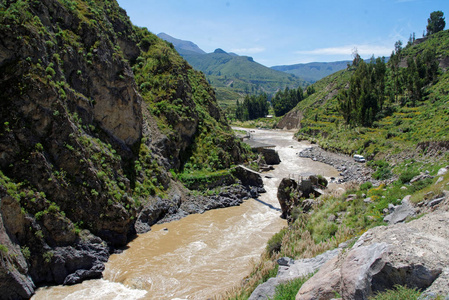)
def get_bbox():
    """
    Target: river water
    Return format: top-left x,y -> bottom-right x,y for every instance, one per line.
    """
32,129 -> 340,300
